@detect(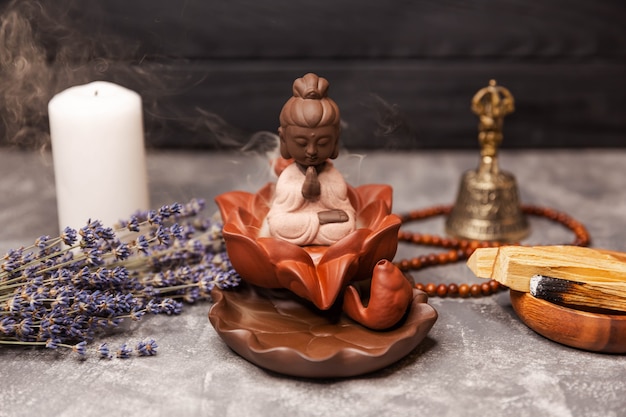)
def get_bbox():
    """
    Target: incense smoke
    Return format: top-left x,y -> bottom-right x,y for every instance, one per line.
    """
368,94 -> 417,150
0,0 -> 131,148
0,1 -> 414,152
0,0 -> 248,150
